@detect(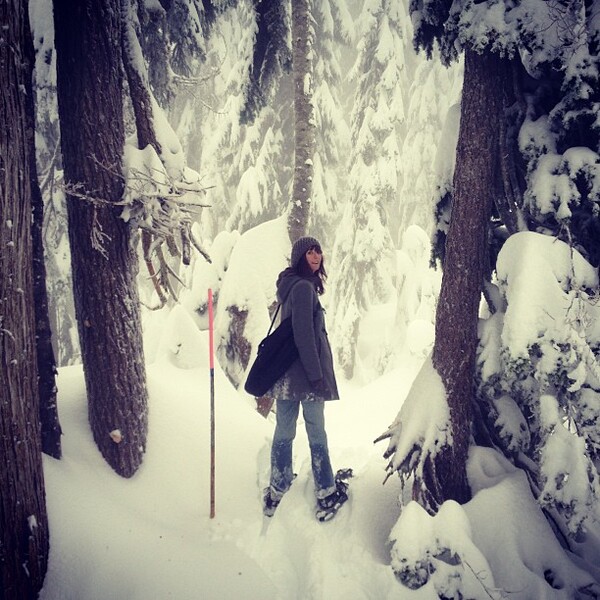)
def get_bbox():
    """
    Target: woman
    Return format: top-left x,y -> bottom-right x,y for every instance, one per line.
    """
263,236 -> 347,520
